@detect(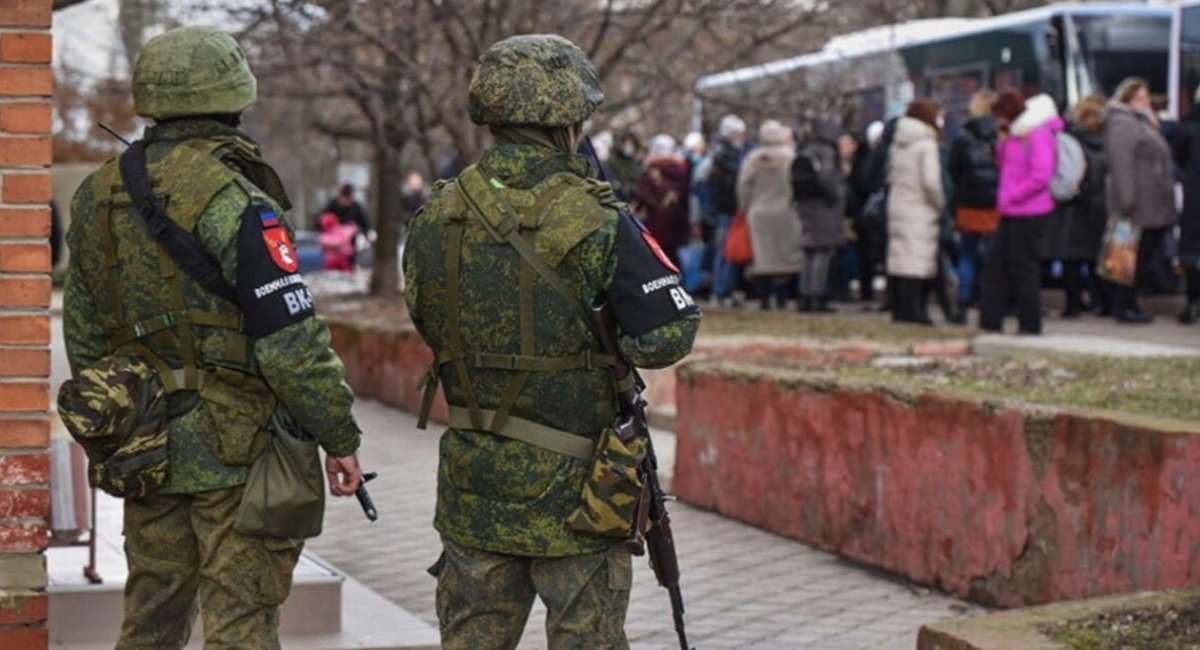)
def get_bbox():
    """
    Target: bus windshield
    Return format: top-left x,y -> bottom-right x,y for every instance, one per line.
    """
1074,14 -> 1171,99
